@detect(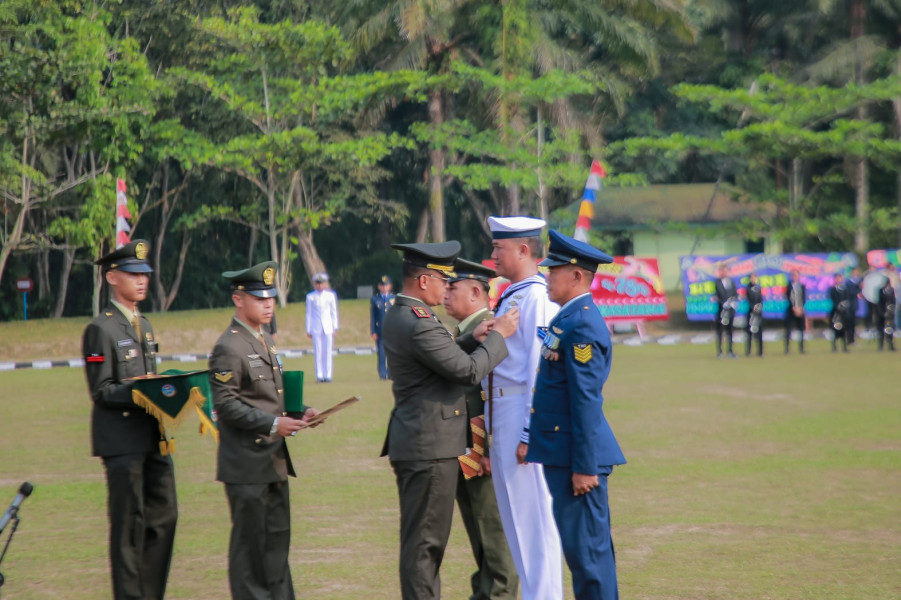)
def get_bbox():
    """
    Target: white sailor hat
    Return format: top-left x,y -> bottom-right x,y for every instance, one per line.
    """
487,216 -> 546,239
